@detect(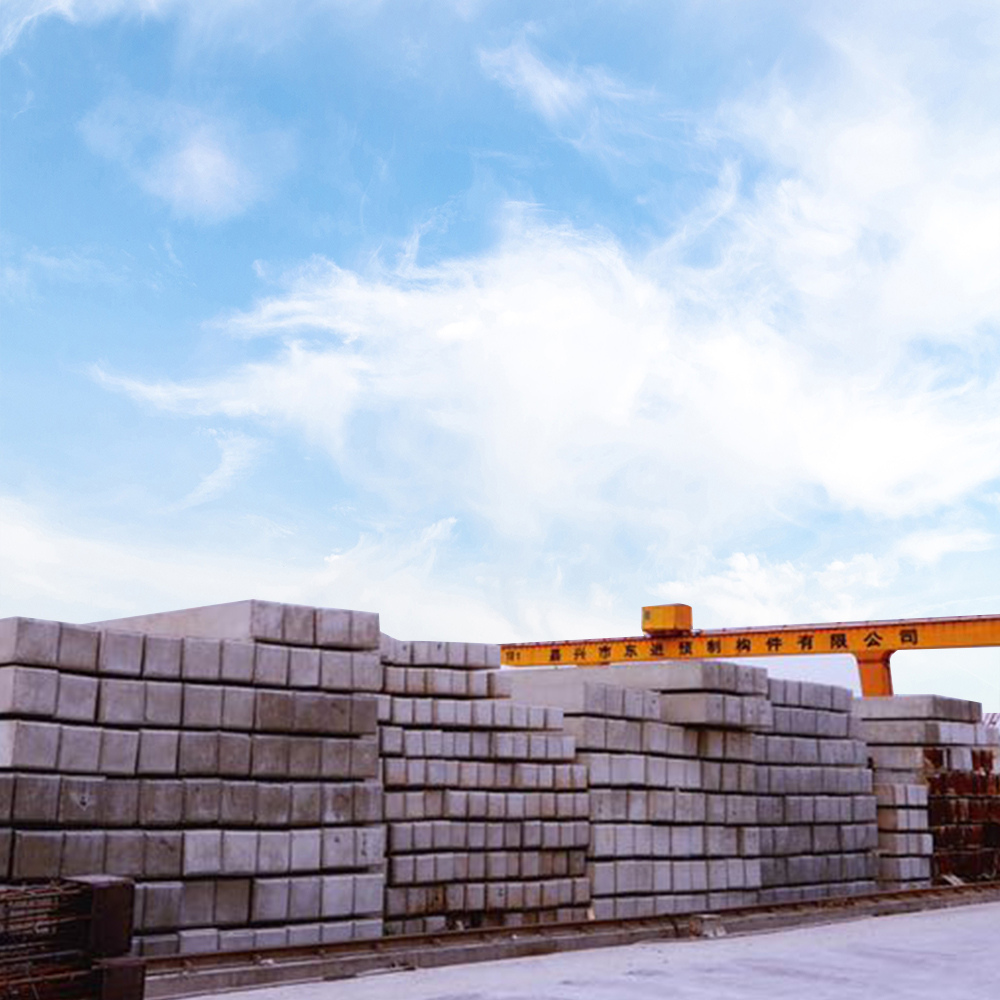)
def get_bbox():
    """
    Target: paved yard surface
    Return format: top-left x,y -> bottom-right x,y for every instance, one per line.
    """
216,902 -> 1000,1000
